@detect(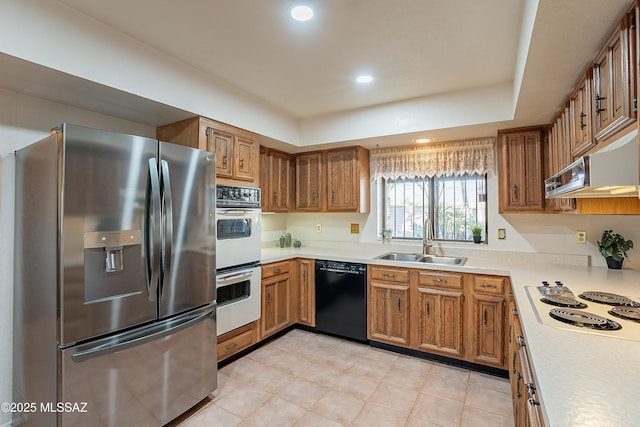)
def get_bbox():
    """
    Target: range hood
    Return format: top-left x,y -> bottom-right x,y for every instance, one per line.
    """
545,129 -> 639,199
